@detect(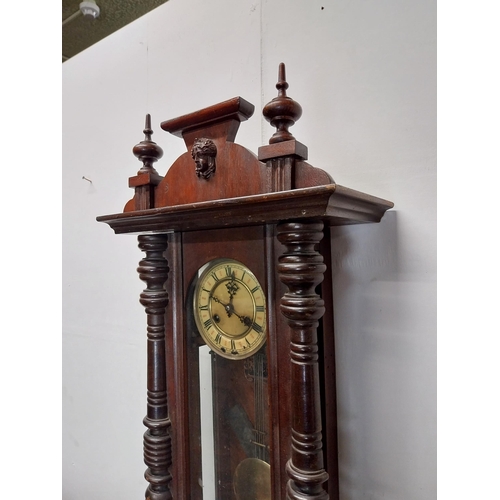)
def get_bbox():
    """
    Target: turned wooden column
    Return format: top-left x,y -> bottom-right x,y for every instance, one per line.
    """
137,234 -> 172,500
277,220 -> 329,500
